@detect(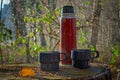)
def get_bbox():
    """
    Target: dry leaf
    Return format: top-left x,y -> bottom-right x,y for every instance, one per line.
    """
19,67 -> 35,77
